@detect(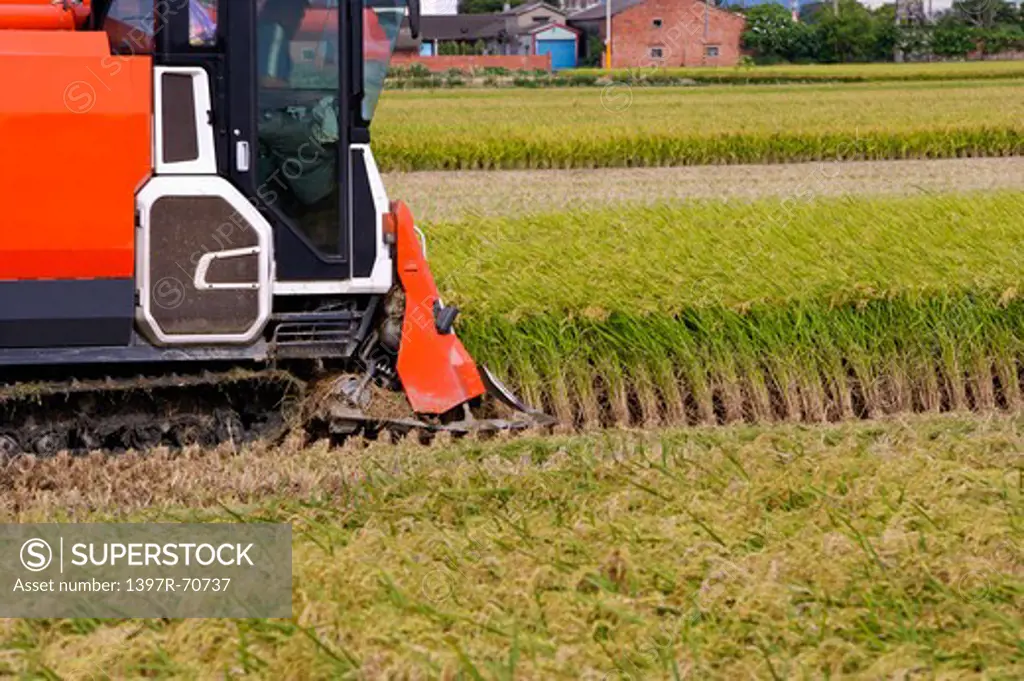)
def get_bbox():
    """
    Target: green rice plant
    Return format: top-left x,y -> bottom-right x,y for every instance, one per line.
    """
456,297 -> 1024,427
374,81 -> 1024,170
429,192 -> 1024,316
422,191 -> 1024,426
